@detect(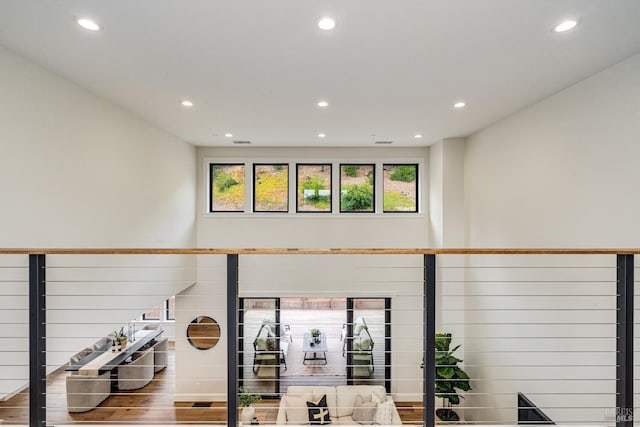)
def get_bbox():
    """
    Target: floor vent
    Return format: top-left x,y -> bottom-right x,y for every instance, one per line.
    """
192,402 -> 213,408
